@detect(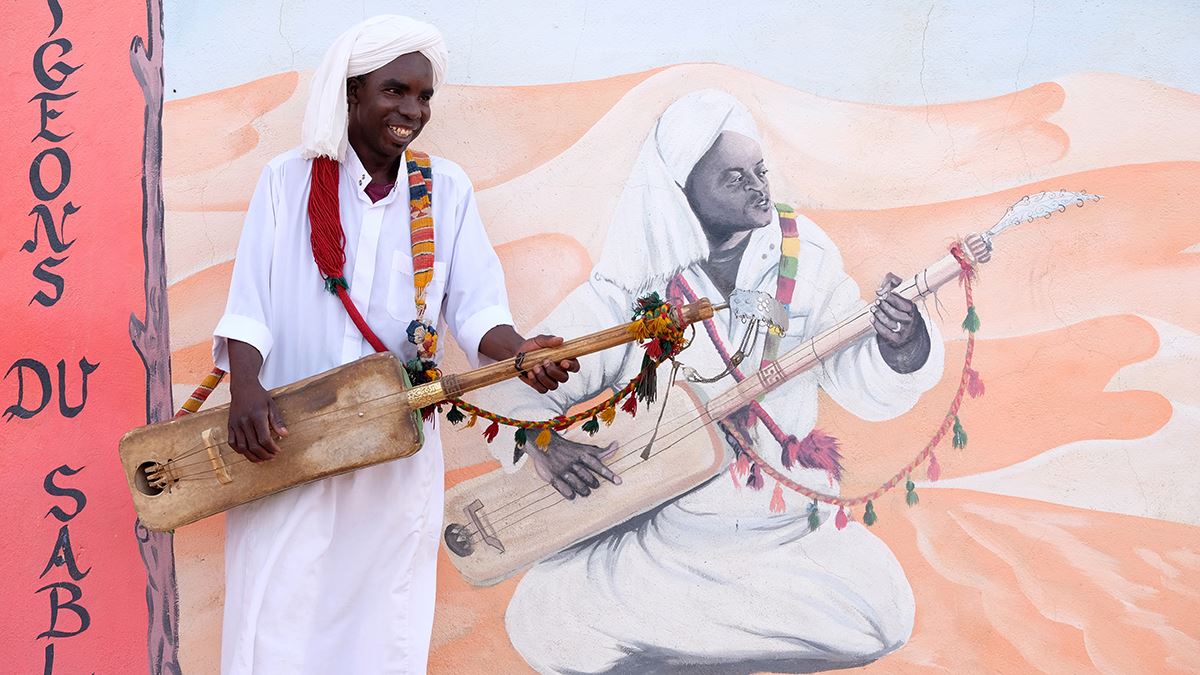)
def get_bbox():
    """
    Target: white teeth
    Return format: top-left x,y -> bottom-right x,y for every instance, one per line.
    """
389,126 -> 413,138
